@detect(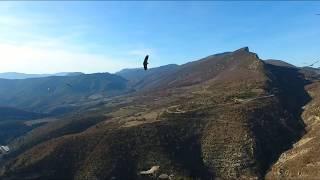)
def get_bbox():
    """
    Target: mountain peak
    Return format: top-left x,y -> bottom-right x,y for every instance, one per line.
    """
235,47 -> 250,53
